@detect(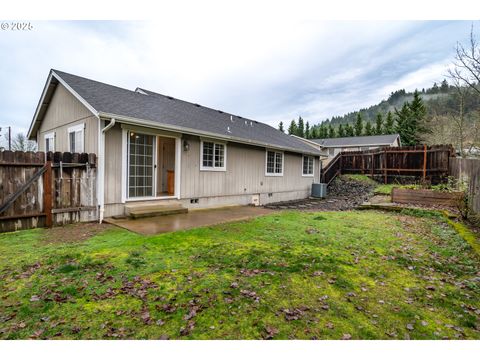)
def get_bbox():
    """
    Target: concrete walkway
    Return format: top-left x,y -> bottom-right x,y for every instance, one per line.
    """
105,206 -> 274,235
